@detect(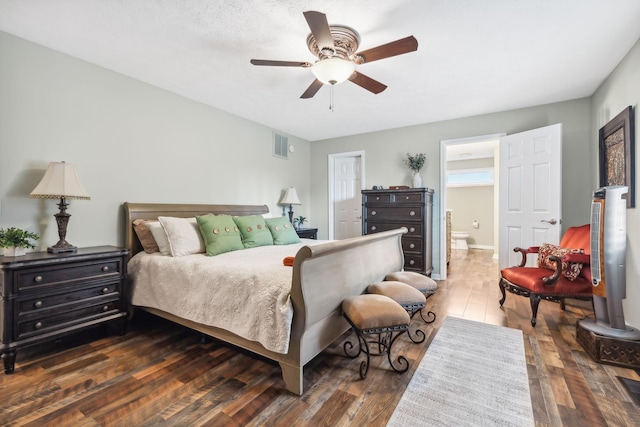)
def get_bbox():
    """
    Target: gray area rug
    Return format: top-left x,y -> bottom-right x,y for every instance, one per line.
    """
387,316 -> 534,426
